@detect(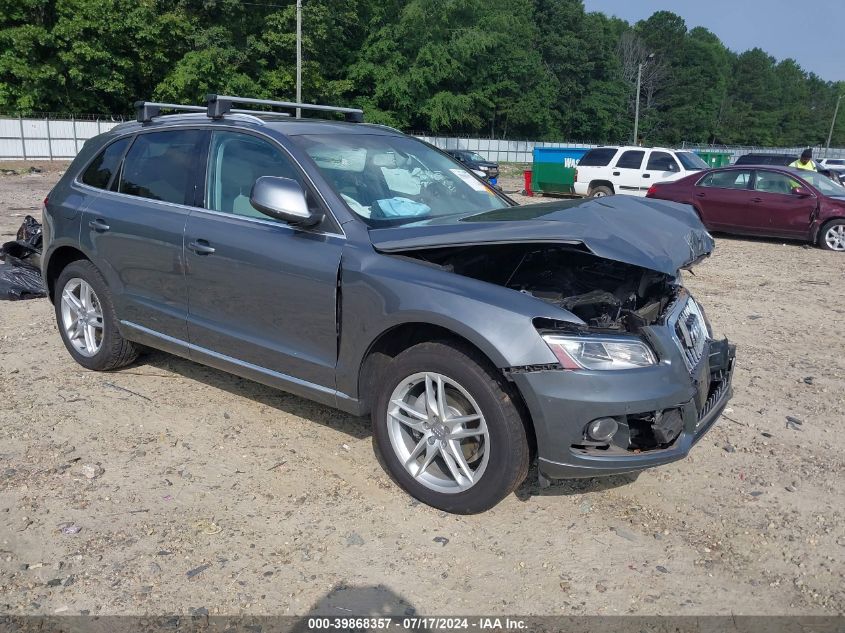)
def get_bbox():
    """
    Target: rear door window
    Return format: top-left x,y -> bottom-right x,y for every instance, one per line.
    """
615,150 -> 645,169
118,130 -> 206,206
578,148 -> 617,167
80,137 -> 131,189
646,151 -> 680,172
